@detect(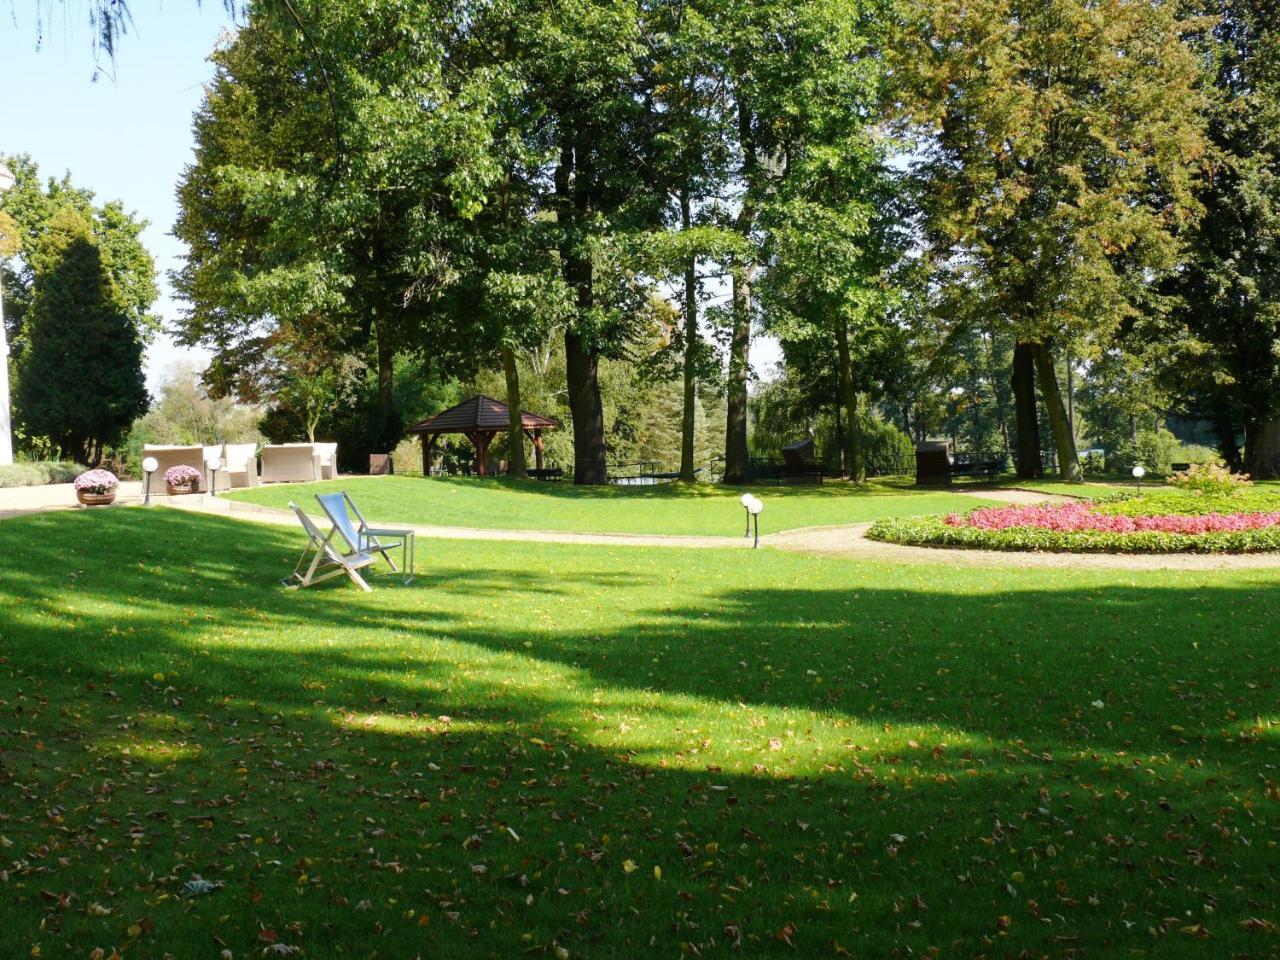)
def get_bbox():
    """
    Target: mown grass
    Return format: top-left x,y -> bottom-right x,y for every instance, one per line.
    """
225,475 -> 976,536
3,508 -> 1279,958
